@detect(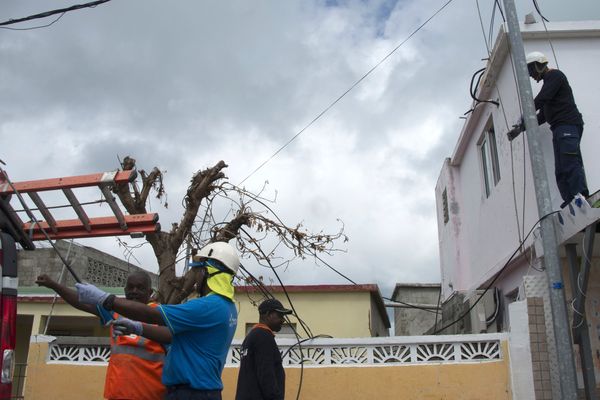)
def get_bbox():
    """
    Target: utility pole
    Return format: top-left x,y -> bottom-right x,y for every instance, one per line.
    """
501,0 -> 578,398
